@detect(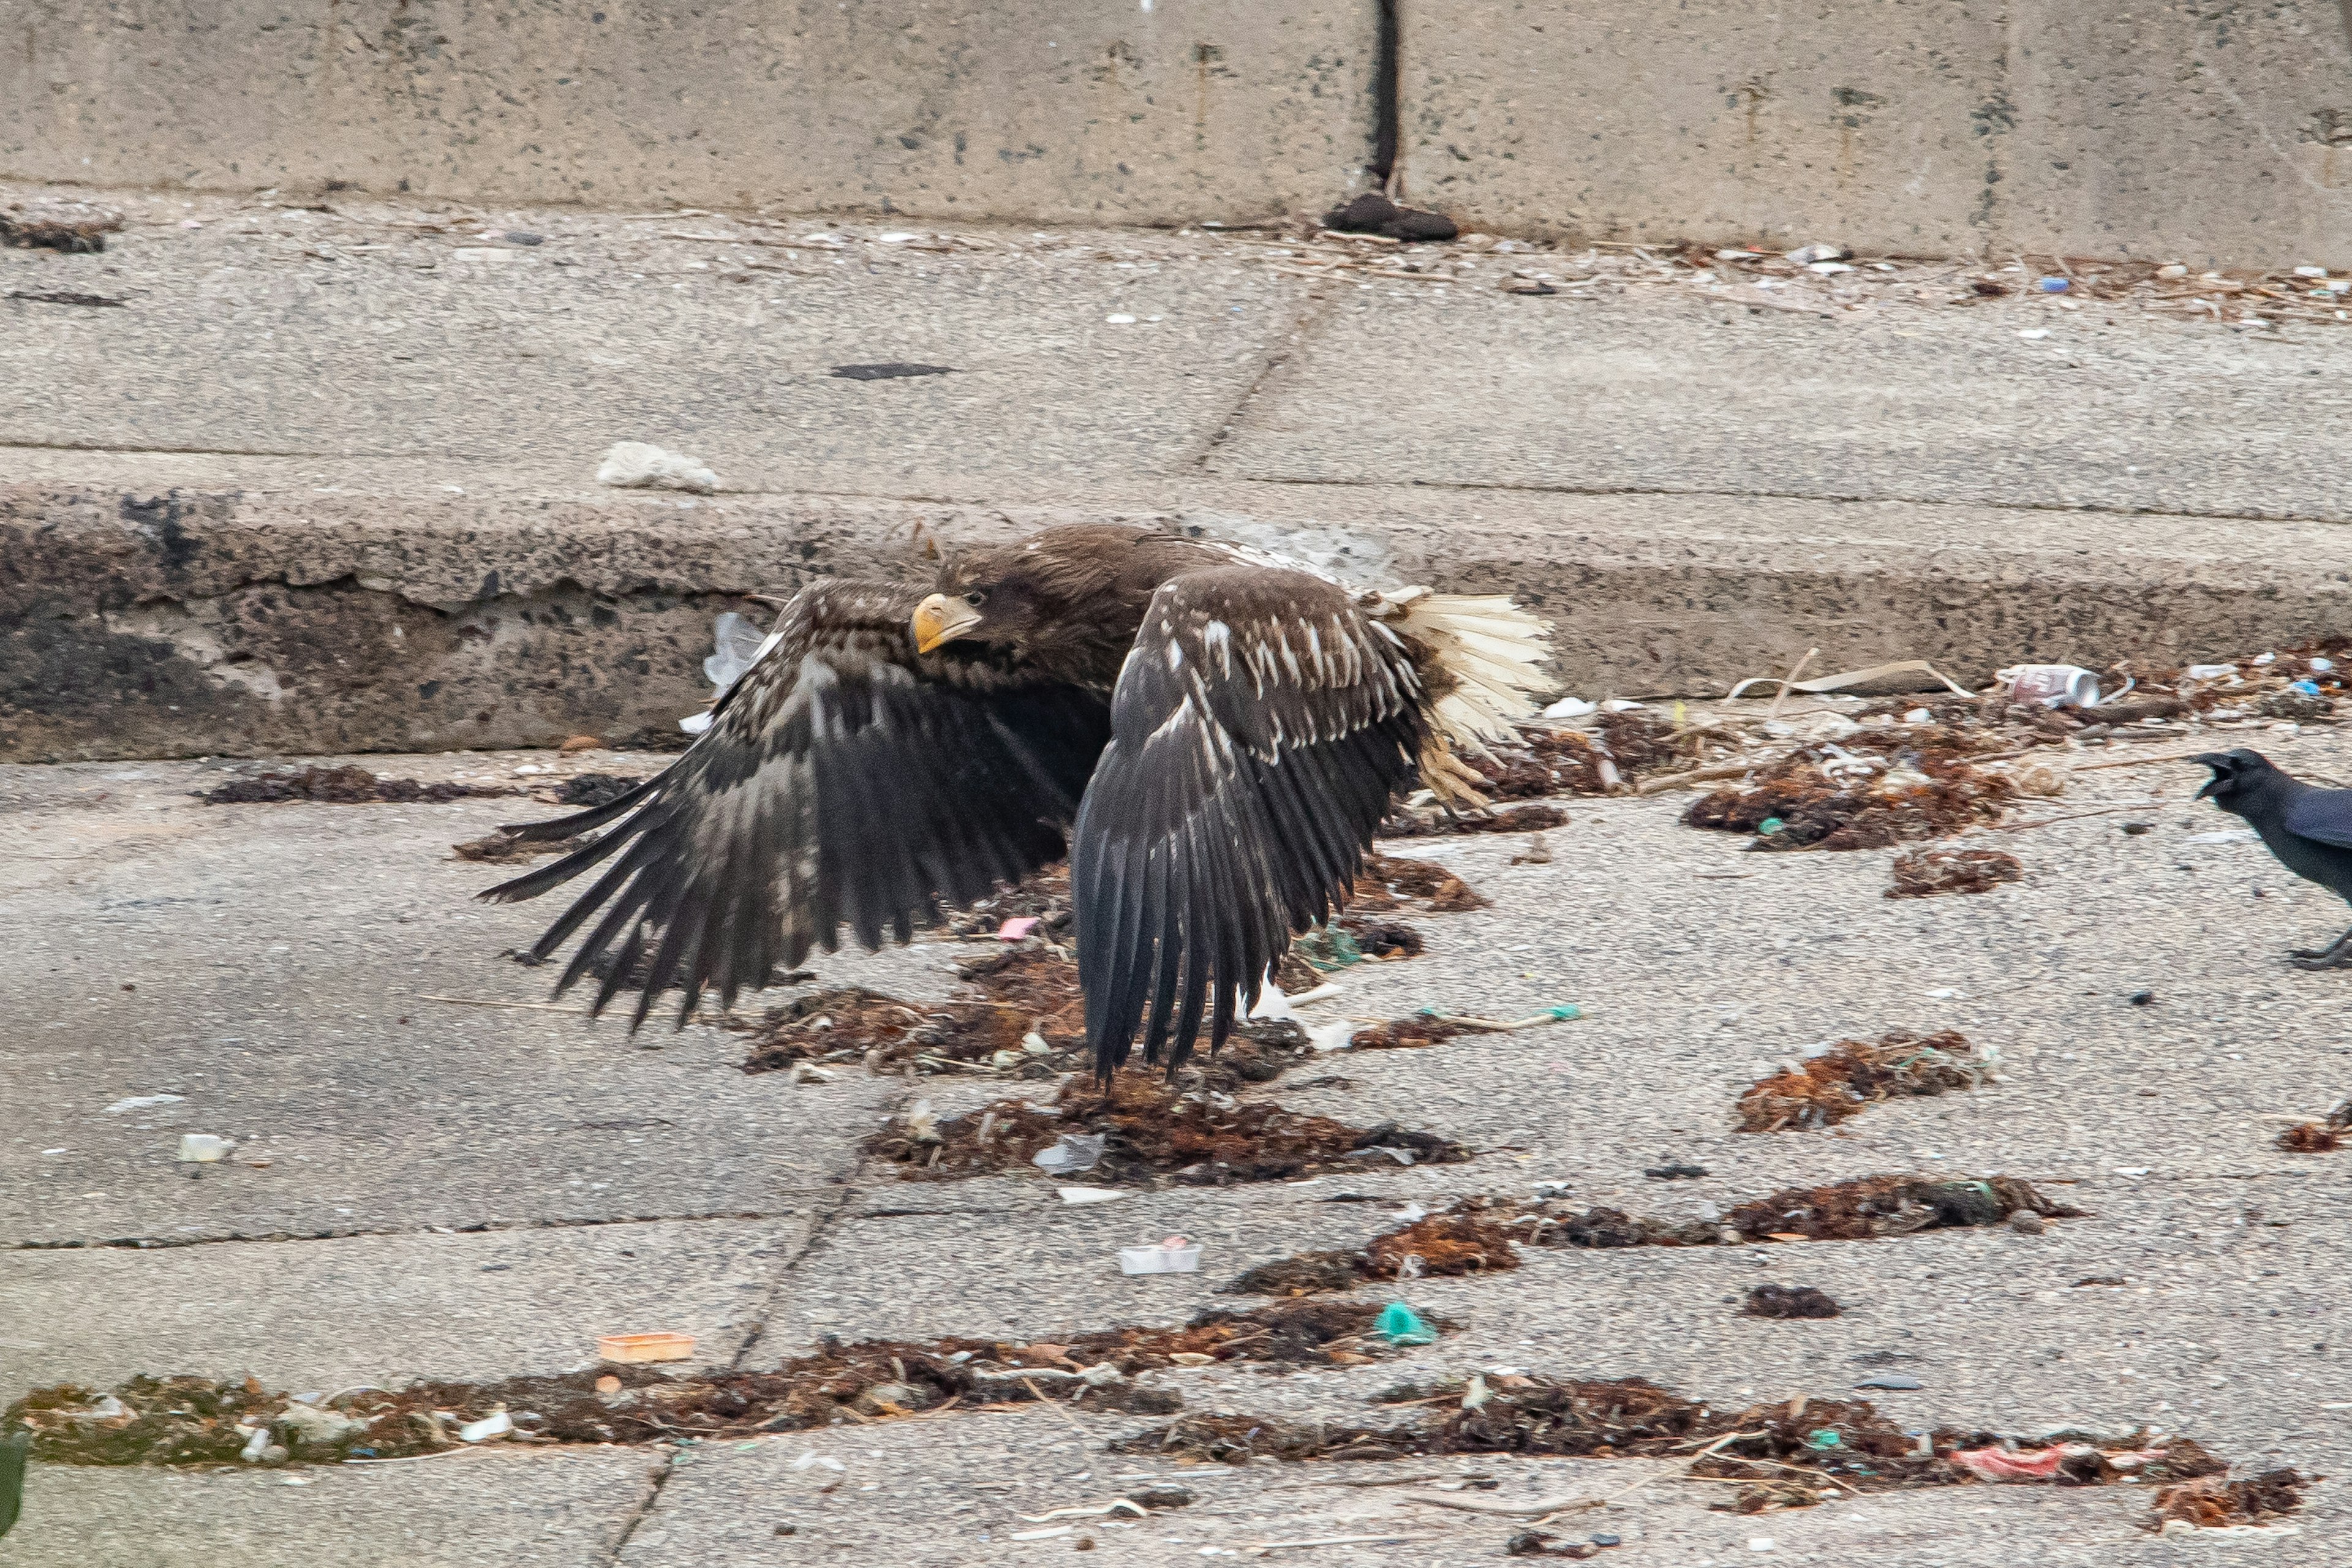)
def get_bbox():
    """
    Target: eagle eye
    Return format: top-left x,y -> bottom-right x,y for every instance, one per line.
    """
963,590 -> 987,608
